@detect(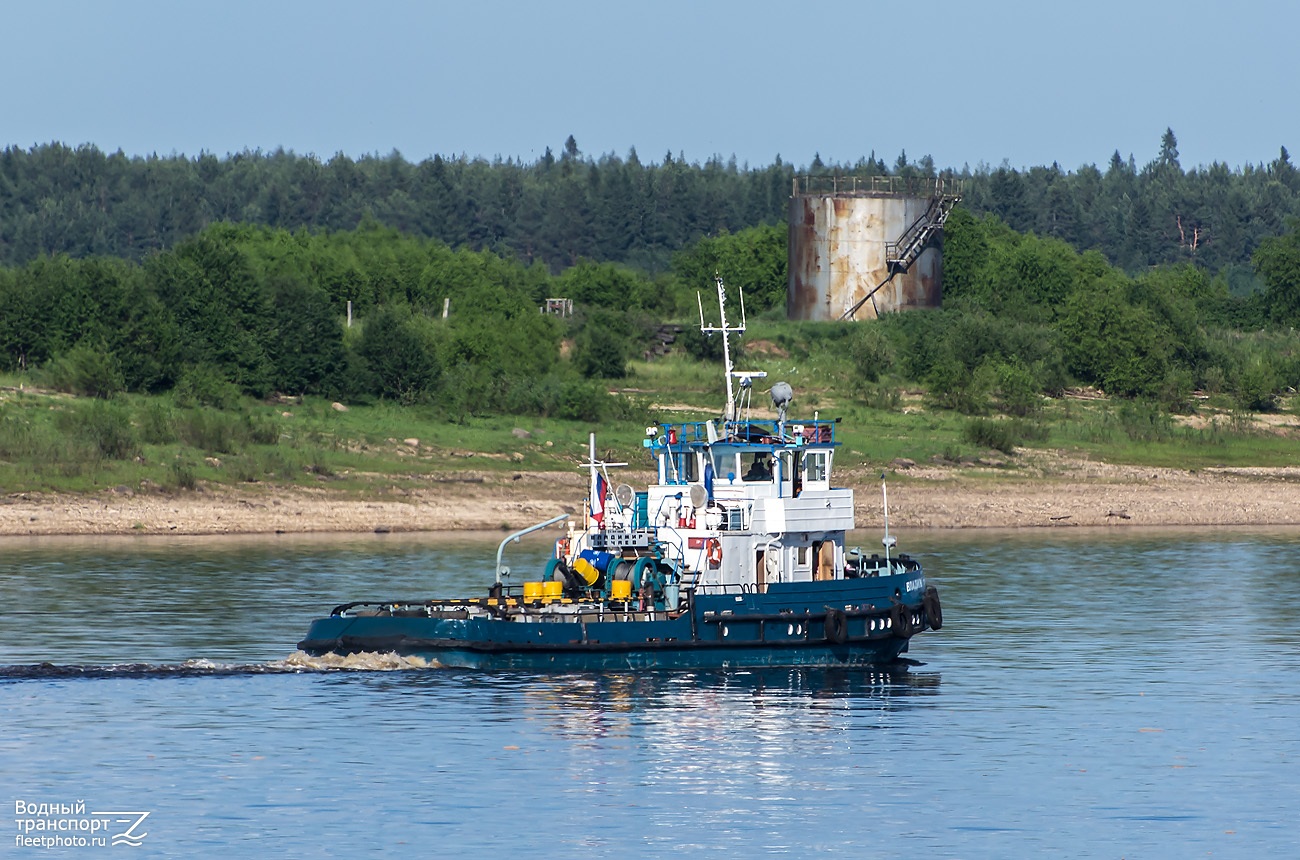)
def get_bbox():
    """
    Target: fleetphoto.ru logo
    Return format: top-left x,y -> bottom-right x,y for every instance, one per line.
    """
93,811 -> 151,847
14,801 -> 150,849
